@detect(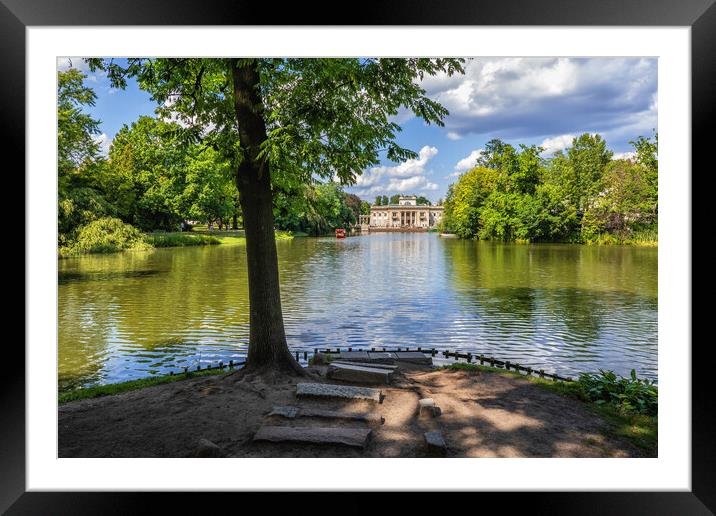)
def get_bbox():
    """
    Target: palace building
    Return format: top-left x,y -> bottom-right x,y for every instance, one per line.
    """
359,195 -> 444,231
